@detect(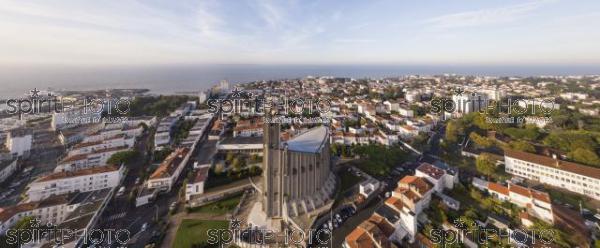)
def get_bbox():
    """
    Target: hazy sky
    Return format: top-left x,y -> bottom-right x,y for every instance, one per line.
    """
1,0 -> 599,66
